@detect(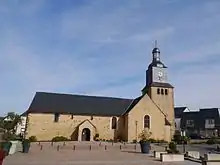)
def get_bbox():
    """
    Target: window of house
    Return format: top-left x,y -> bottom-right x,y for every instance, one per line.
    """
112,117 -> 117,129
157,88 -> 160,94
206,119 -> 215,125
54,113 -> 60,122
186,119 -> 194,126
144,115 -> 150,128
165,89 -> 168,95
161,89 -> 164,95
